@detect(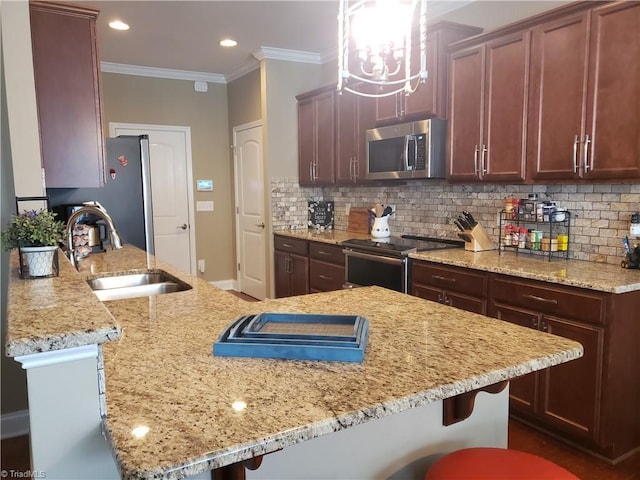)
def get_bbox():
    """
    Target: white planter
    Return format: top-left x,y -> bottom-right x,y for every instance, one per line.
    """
20,246 -> 58,277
